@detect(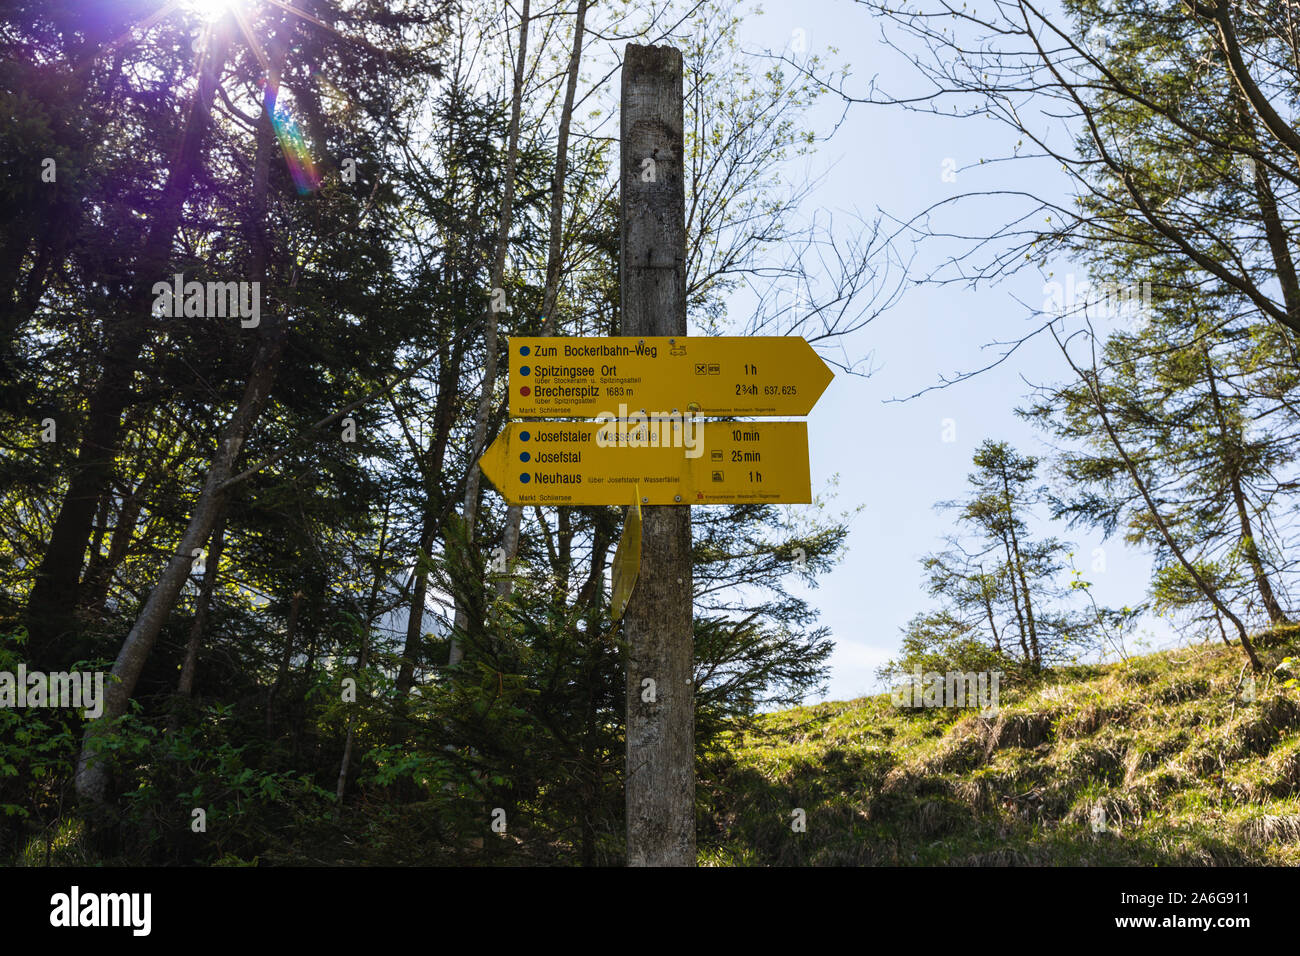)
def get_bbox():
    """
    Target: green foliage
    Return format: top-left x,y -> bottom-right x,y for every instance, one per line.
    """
1023,313 -> 1300,637
880,612 -> 1024,689
108,705 -> 335,865
0,631 -> 79,855
908,441 -> 1125,674
706,635 -> 1300,865
0,0 -> 851,867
